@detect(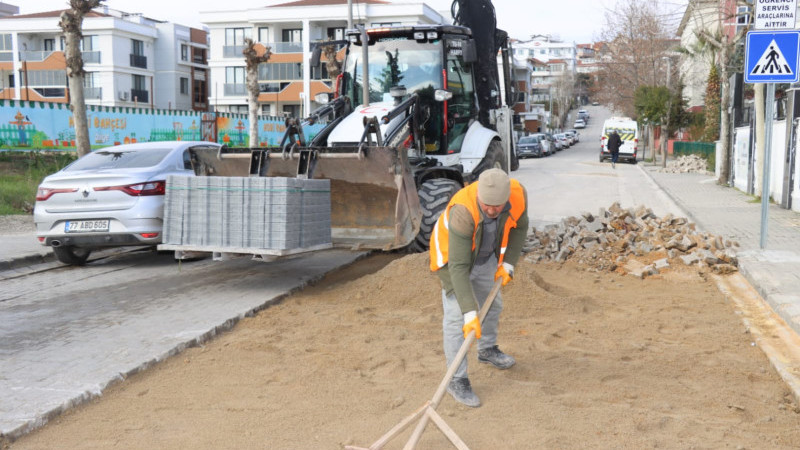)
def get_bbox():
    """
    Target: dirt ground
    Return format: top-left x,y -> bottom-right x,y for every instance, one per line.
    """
9,252 -> 800,449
